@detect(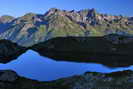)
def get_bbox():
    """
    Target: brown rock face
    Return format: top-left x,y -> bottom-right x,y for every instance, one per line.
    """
0,15 -> 14,23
